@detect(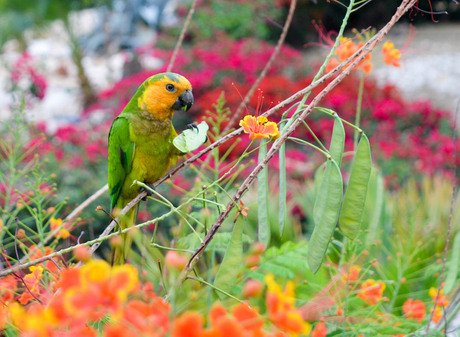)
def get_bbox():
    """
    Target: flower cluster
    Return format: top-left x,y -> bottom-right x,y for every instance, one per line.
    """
382,41 -> 402,67
429,287 -> 450,324
326,37 -> 373,74
403,298 -> 426,322
357,279 -> 386,305
1,261 -> 316,337
264,274 -> 312,336
10,52 -> 47,100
